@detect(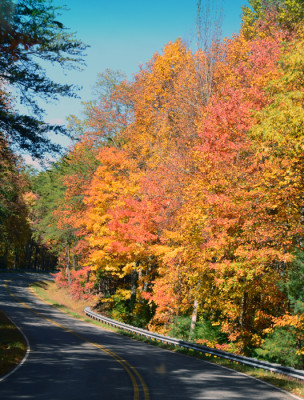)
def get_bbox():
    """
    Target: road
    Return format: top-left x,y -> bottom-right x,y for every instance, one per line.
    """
0,272 -> 300,400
